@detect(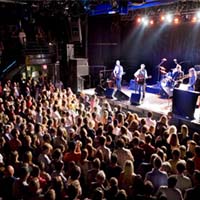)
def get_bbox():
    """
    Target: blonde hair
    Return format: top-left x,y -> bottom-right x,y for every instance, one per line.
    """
123,160 -> 134,178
